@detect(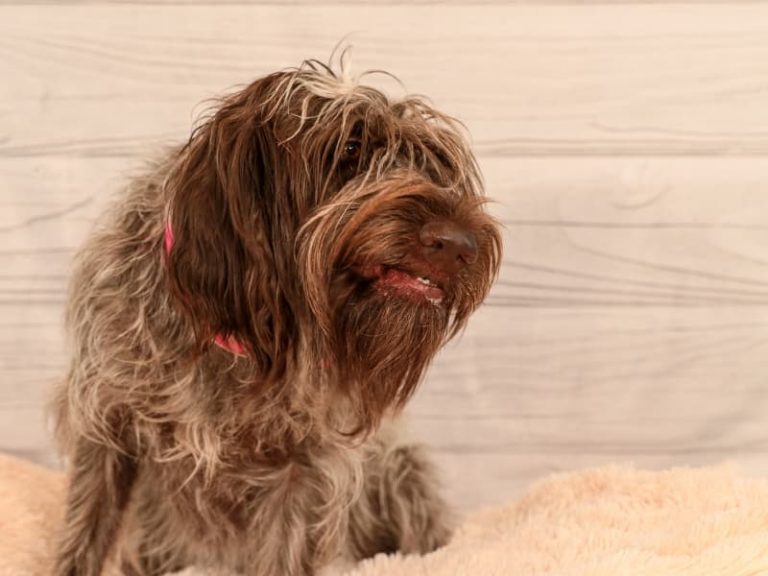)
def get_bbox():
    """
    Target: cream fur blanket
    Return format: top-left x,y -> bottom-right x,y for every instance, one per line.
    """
4,453 -> 768,576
